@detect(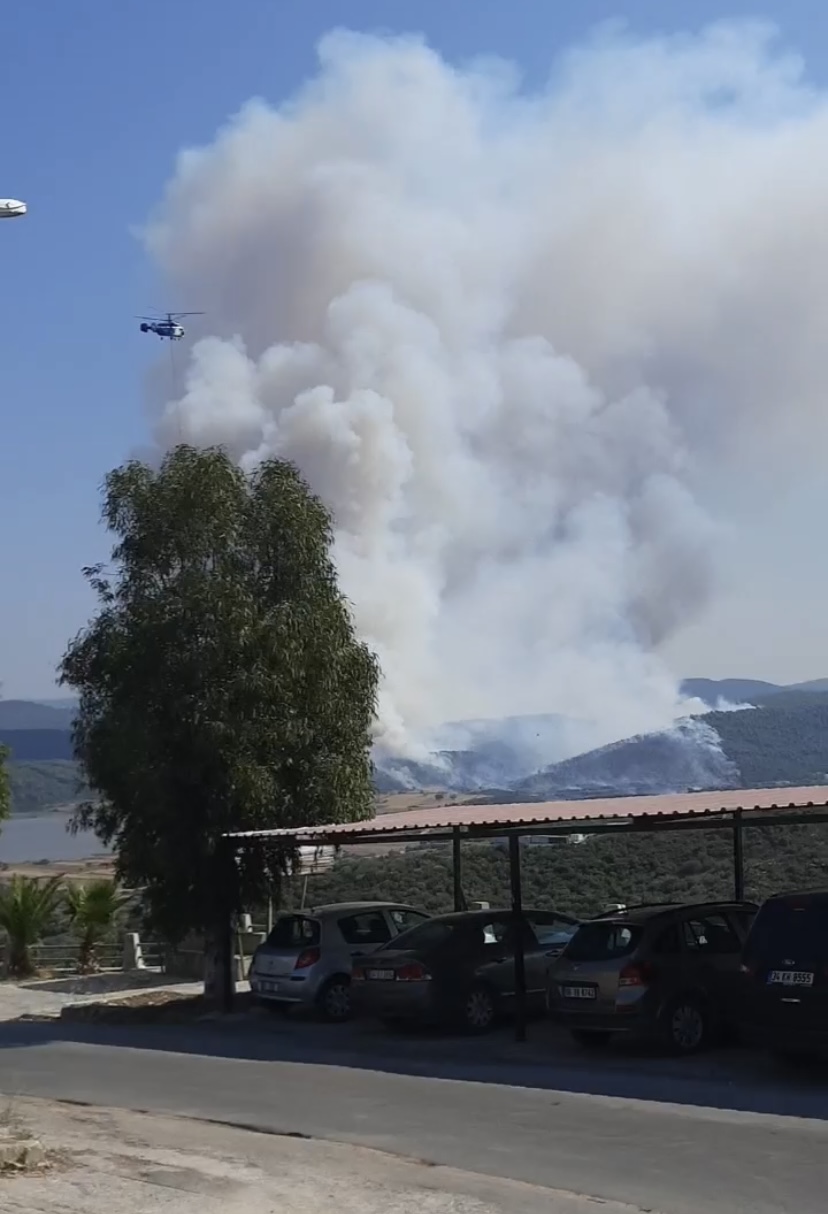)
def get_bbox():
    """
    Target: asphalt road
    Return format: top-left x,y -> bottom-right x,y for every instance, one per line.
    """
0,1024 -> 826,1214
